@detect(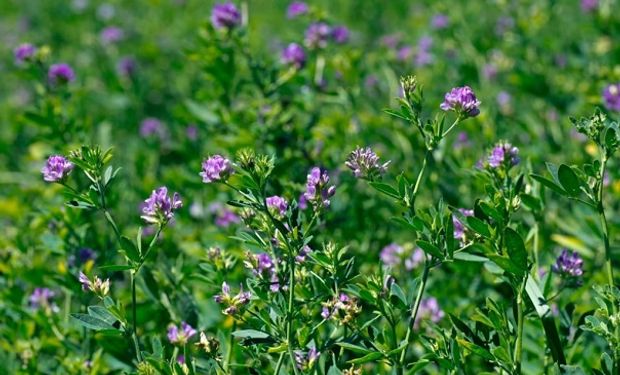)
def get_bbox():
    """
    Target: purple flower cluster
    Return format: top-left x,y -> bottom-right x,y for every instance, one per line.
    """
29,288 -> 59,313
211,2 -> 241,30
141,187 -> 182,224
431,14 -> 449,29
215,208 -> 240,228
42,155 -> 74,182
100,26 -> 124,44
415,36 -> 433,67
117,56 -> 137,77
139,117 -> 167,139
488,142 -> 520,169
453,209 -> 474,243
48,63 -> 76,85
14,43 -> 37,64
345,146 -> 390,179
552,249 -> 584,278
214,282 -> 252,315
581,0 -> 598,12
304,22 -> 331,49
303,167 -> 335,209
440,86 -> 481,118
200,155 -> 234,183
296,245 -> 312,263
380,243 -> 425,270
321,293 -> 361,324
287,1 -> 308,18
295,347 -> 320,371
414,297 -> 444,329
266,195 -> 288,216
281,43 -> 306,68
332,26 -> 350,44
603,83 -> 620,112
167,322 -> 197,345
244,252 -> 280,292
